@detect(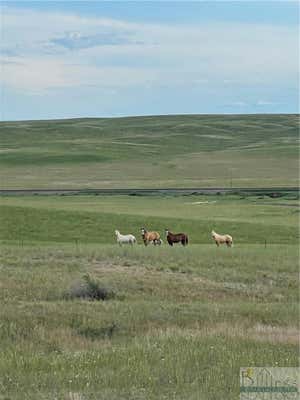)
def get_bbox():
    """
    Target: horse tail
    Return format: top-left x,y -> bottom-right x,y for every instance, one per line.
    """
185,235 -> 188,245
